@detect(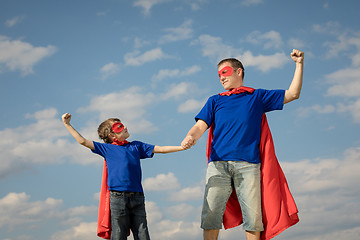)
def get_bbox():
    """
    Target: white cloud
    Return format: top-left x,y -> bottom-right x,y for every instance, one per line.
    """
152,65 -> 201,82
159,19 -> 193,44
288,38 -> 305,49
0,192 -> 98,238
178,99 -> 205,113
124,48 -> 170,66
50,222 -> 98,240
241,0 -> 264,6
100,62 -> 120,80
246,30 -> 283,49
133,0 -> 170,15
0,35 -> 57,76
145,201 -> 163,224
78,86 -> 157,133
240,51 -> 288,72
165,203 -> 196,219
195,34 -> 288,72
134,37 -> 150,49
194,34 -> 237,61
152,68 -> 180,82
0,192 -> 62,230
337,98 -> 360,123
0,108 -> 101,179
146,201 -> 201,240
143,172 -> 181,191
277,146 -> 360,239
5,16 -> 25,27
161,82 -> 195,100
169,185 -> 203,201
312,21 -> 342,35
323,66 -> 360,123
325,68 -> 360,97
297,104 -> 336,118
314,22 -> 360,64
